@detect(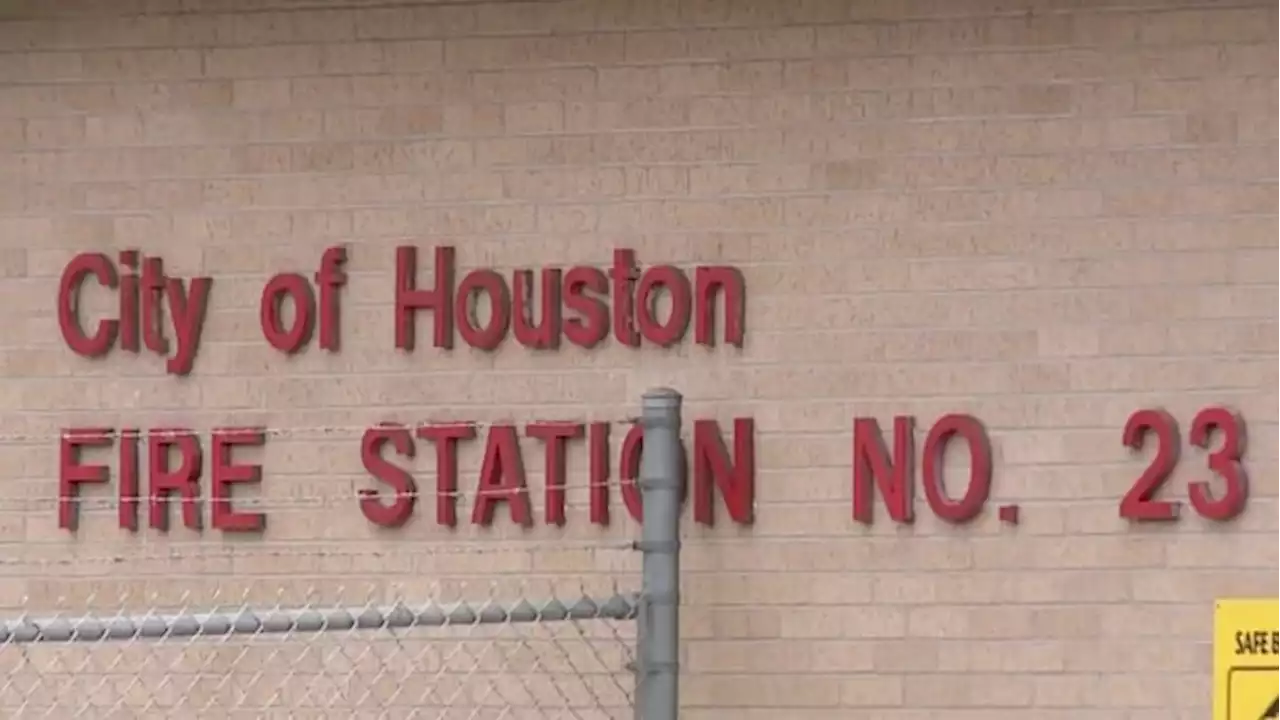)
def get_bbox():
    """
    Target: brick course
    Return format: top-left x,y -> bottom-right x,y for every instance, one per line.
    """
0,0 -> 1276,716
